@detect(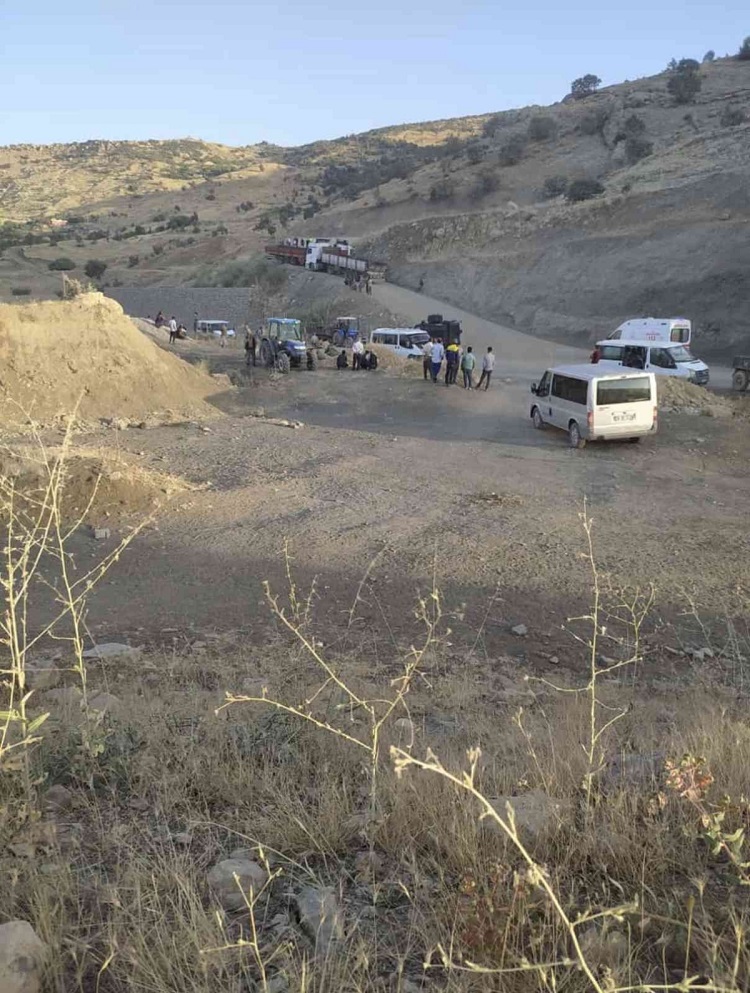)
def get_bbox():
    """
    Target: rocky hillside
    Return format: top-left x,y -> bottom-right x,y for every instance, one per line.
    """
1,53 -> 749,354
